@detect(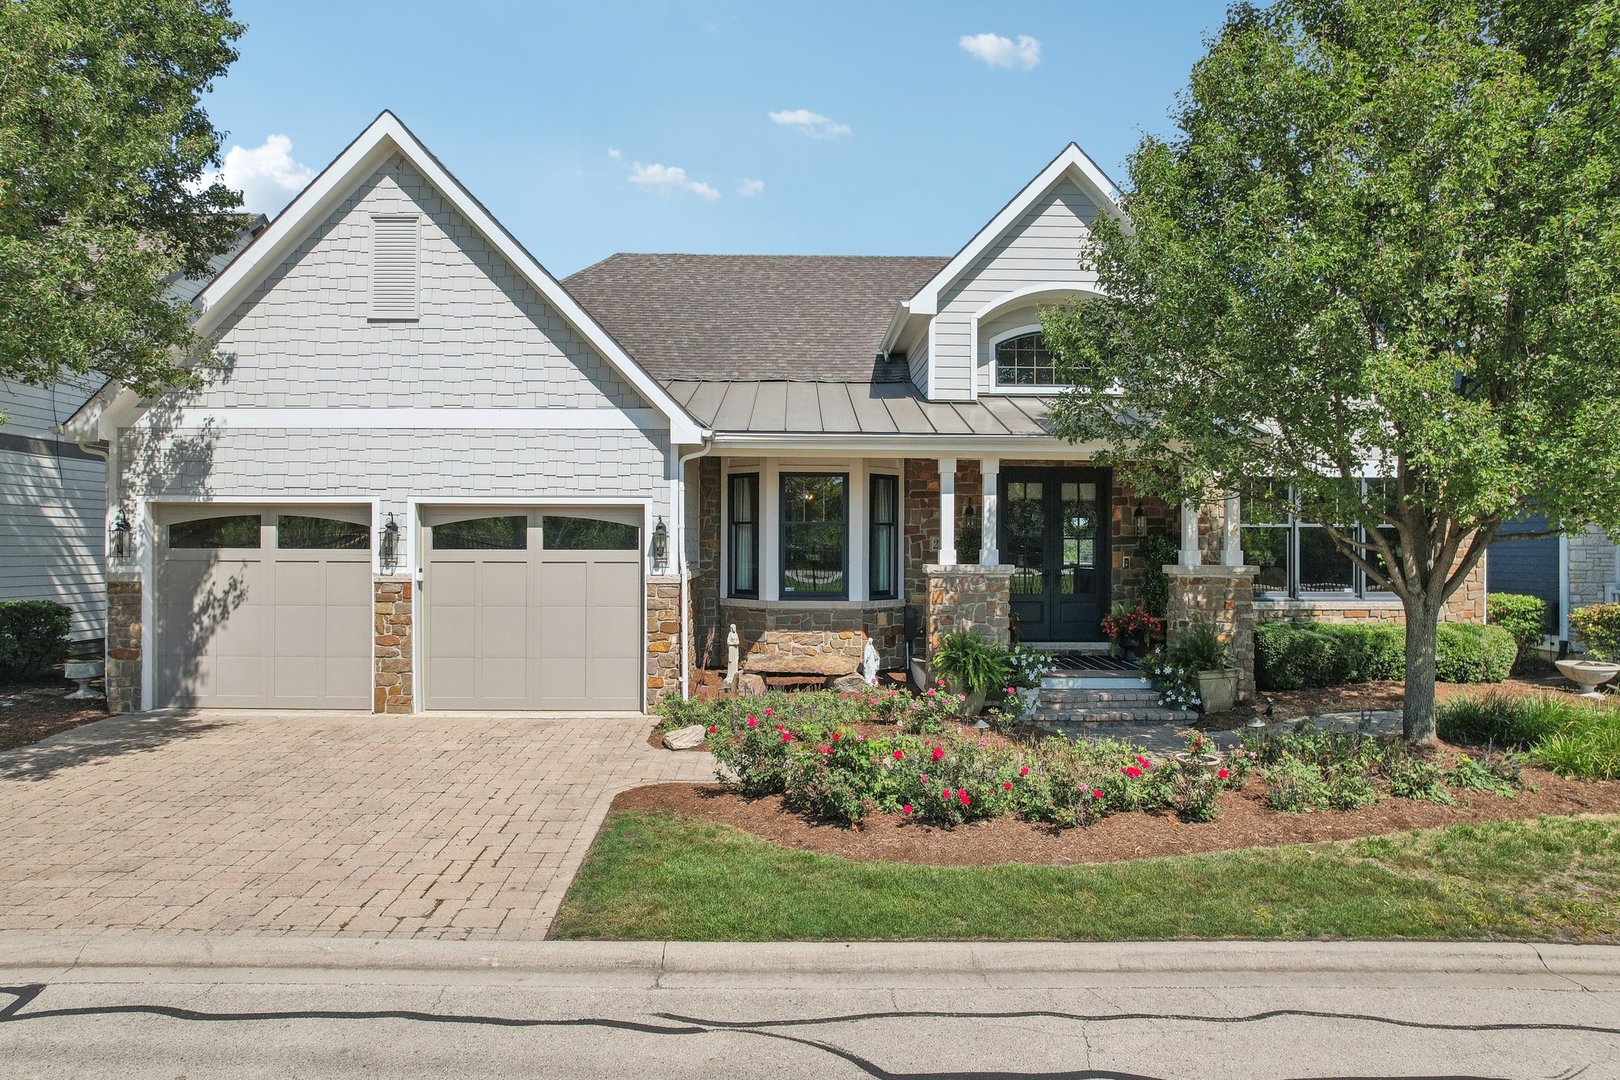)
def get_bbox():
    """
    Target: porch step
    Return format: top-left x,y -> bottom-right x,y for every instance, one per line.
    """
1041,674 -> 1154,691
1031,669 -> 1188,727
1037,709 -> 1191,728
